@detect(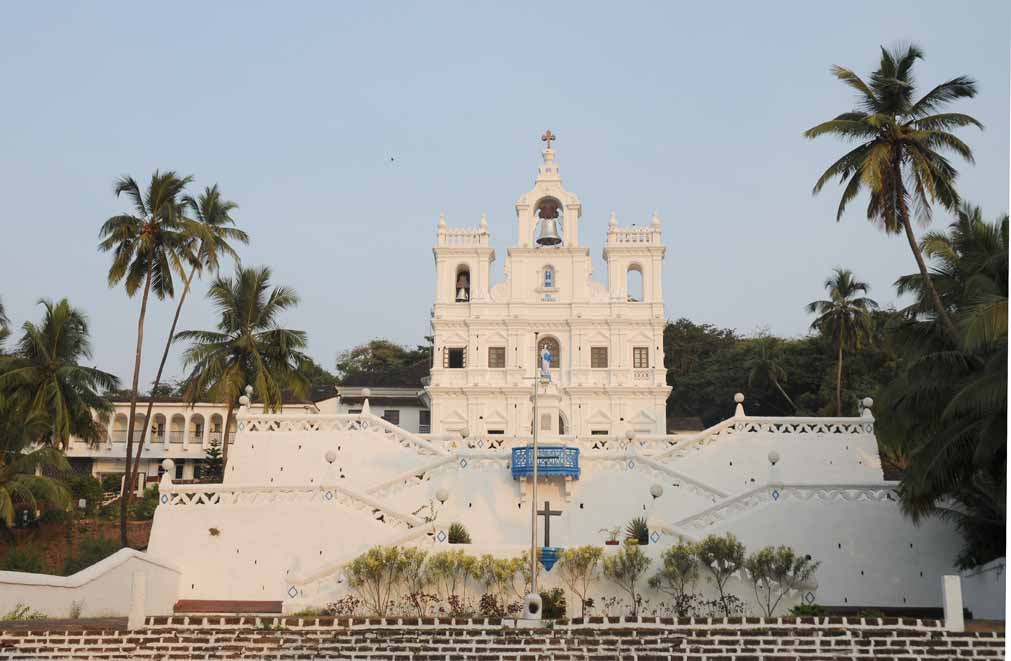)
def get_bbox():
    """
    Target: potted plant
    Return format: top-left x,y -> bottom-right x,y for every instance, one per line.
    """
447,522 -> 471,544
625,516 -> 650,546
600,527 -> 621,546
